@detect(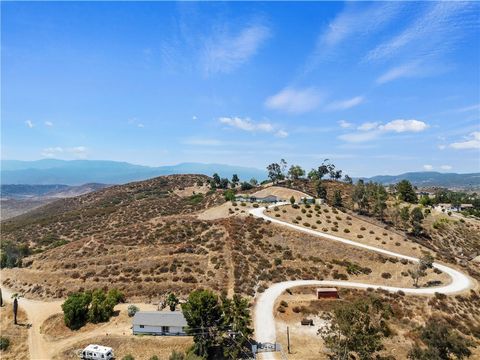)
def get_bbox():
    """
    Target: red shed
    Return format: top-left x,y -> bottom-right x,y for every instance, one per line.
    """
316,288 -> 339,299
